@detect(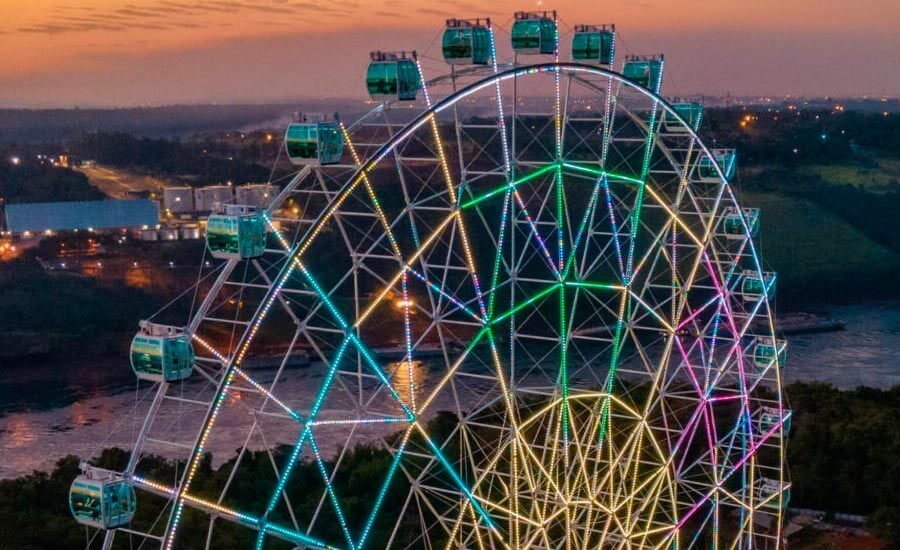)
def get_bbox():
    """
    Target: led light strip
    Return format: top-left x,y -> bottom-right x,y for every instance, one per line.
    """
255,336 -> 353,546
192,334 -> 302,422
415,58 -> 489,321
406,265 -> 483,323
488,24 -> 512,175
400,271 -> 415,413
553,14 -> 564,276
263,218 -> 500,540
133,476 -> 333,549
339,122 -> 404,260
166,250 -> 299,548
